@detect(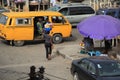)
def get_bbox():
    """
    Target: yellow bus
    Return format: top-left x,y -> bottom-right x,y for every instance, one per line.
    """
0,11 -> 72,46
